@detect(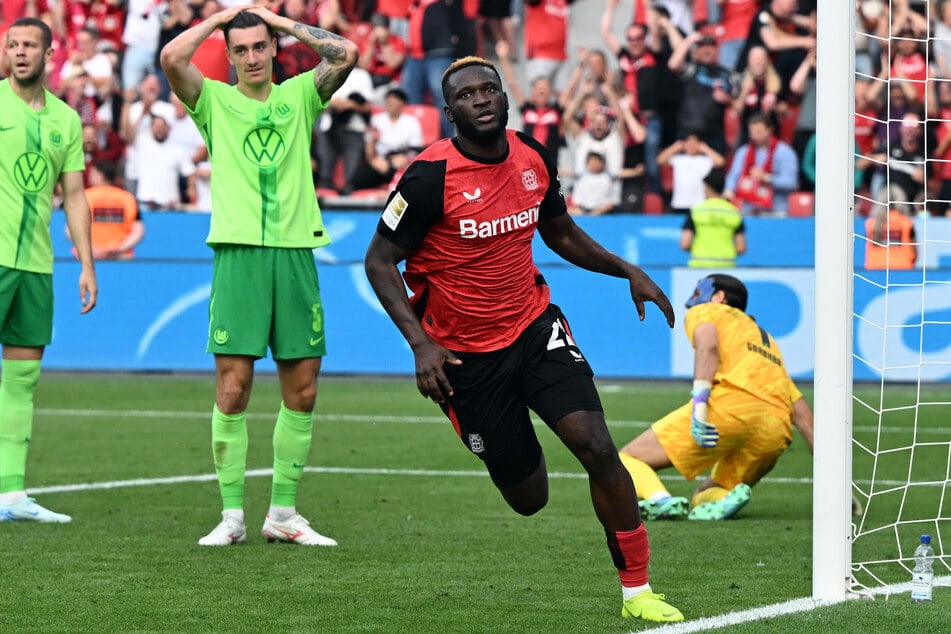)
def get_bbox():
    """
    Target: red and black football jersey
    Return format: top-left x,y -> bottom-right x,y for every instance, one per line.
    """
376,129 -> 567,352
